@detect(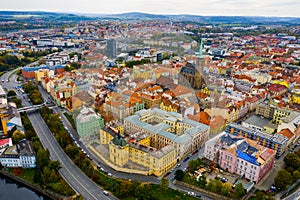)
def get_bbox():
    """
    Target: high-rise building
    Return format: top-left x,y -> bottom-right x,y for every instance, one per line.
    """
107,39 -> 116,58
